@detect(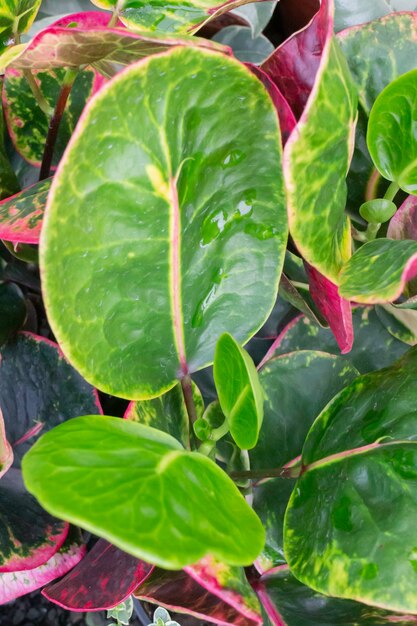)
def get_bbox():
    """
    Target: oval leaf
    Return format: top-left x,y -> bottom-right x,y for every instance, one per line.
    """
338,239 -> 417,303
0,178 -> 51,244
367,68 -> 417,194
214,333 -> 264,450
41,47 -> 287,400
22,415 -> 265,569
